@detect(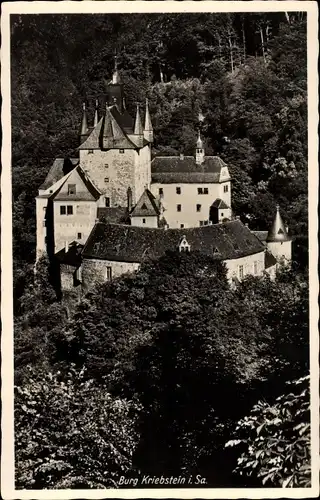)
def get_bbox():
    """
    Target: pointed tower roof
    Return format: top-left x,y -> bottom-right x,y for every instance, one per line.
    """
266,205 -> 291,242
94,99 -> 99,127
144,98 -> 153,132
111,55 -> 121,84
134,104 -> 143,136
197,130 -> 203,149
80,102 -> 88,136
